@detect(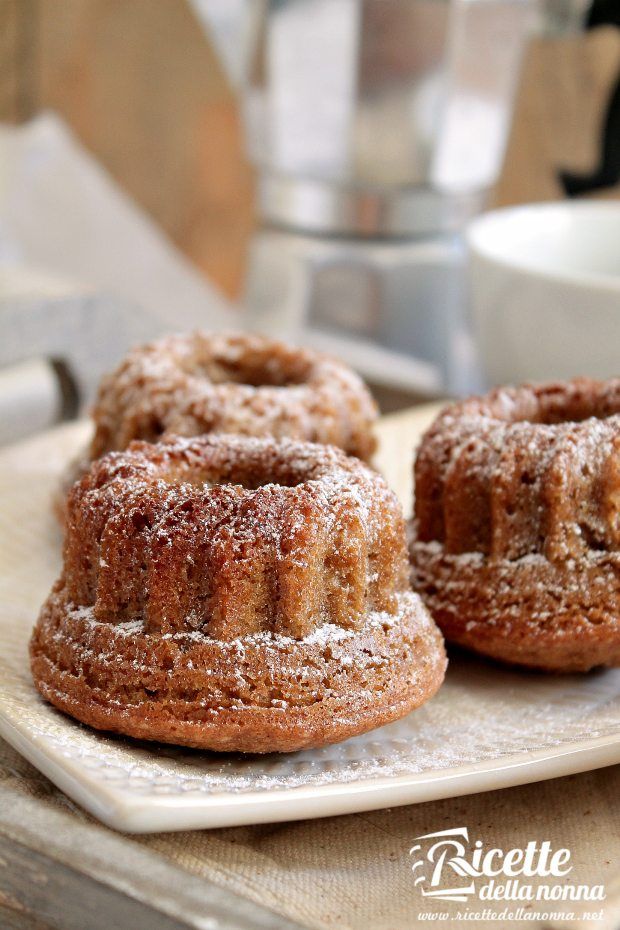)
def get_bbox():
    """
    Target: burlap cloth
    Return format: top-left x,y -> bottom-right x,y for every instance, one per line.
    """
1,734 -> 618,930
